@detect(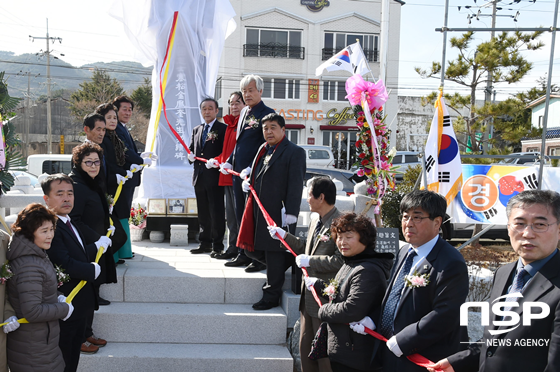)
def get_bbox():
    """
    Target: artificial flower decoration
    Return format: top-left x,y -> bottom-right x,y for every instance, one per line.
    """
345,74 -> 388,110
